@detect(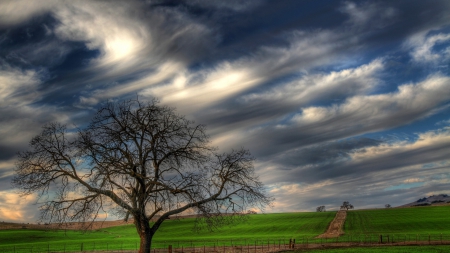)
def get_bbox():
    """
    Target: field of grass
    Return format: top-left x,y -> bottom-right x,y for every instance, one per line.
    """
0,212 -> 335,252
3,206 -> 450,252
293,245 -> 450,253
344,206 -> 450,236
